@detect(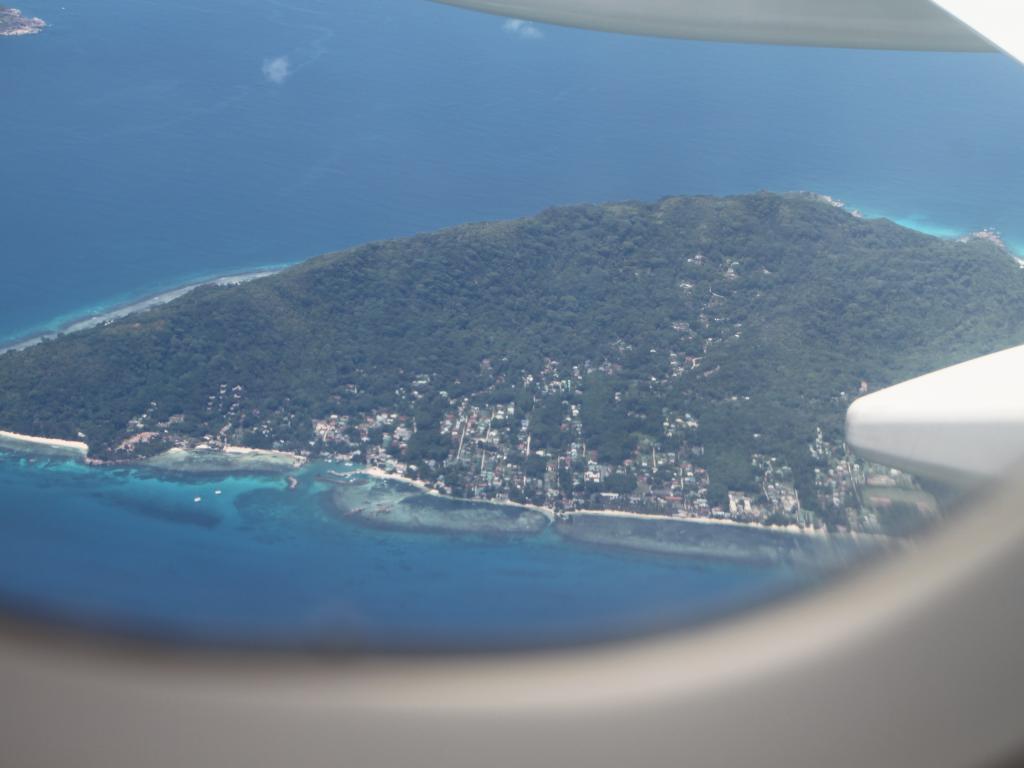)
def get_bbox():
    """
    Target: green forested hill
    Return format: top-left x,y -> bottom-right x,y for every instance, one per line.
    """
1,192 -> 1022,512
